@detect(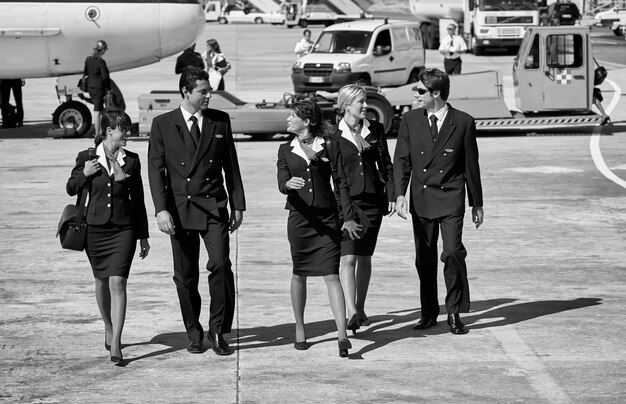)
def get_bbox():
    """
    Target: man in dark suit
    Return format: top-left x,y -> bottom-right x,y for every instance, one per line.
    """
174,43 -> 205,75
394,67 -> 483,335
148,67 -> 246,355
